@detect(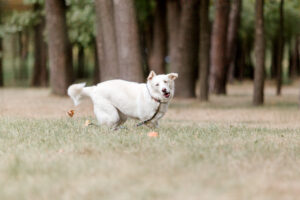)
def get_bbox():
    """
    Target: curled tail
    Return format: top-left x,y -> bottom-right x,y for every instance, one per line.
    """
67,83 -> 94,106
